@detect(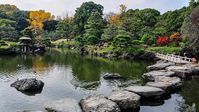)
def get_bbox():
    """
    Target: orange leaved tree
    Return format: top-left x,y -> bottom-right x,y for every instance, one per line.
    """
28,10 -> 53,35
